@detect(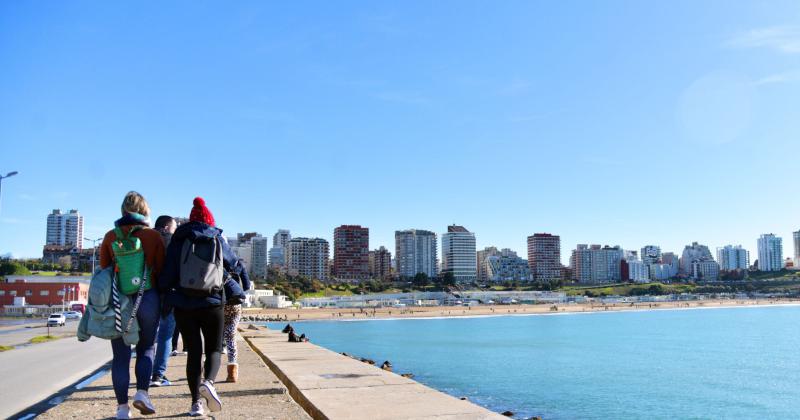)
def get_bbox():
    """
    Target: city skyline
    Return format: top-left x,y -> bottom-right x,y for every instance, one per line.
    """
2,2 -> 800,261
3,205 -> 800,269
